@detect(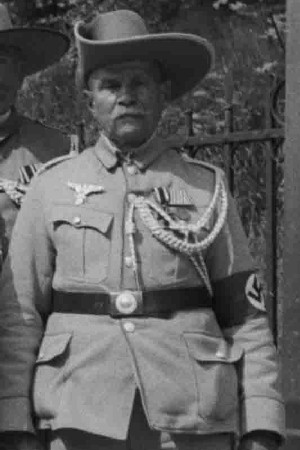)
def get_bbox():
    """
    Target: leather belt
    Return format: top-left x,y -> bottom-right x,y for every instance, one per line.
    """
52,287 -> 212,318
